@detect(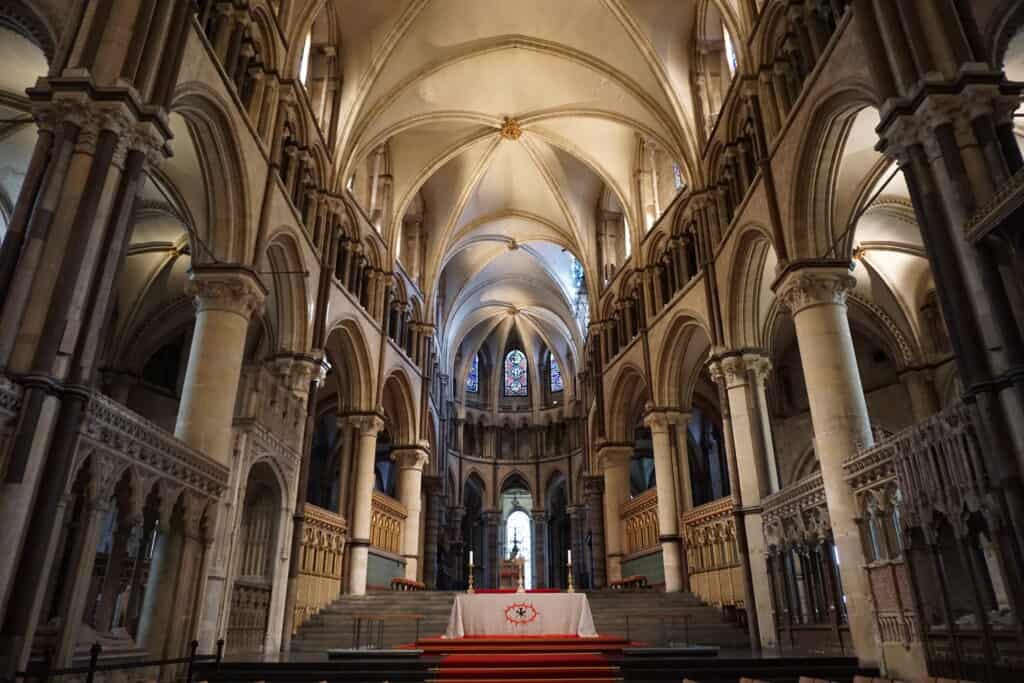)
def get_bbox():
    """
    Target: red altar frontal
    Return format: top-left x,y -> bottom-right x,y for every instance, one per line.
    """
443,591 -> 598,638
